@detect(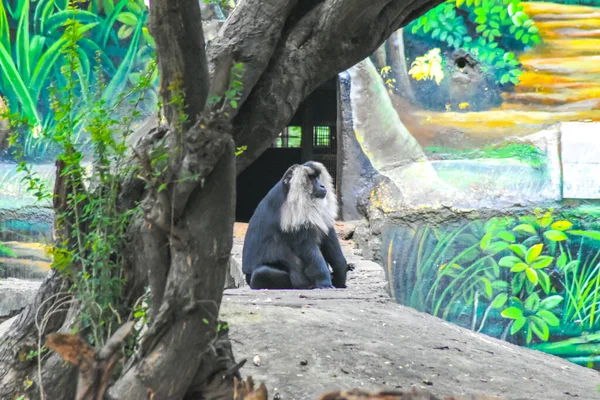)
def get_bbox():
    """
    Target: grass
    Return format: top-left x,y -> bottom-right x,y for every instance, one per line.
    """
425,143 -> 546,168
